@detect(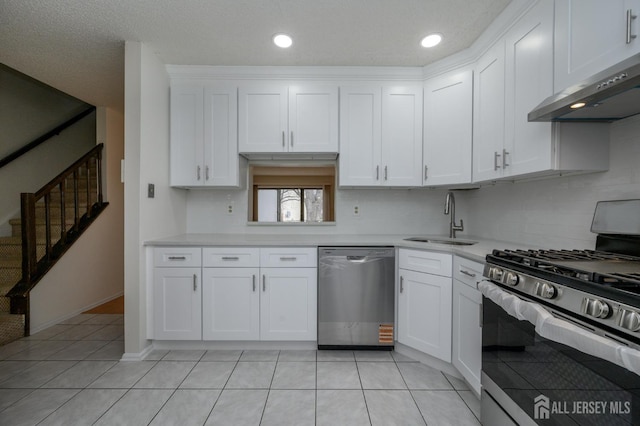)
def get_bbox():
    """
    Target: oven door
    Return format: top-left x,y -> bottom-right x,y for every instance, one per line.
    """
480,281 -> 640,425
